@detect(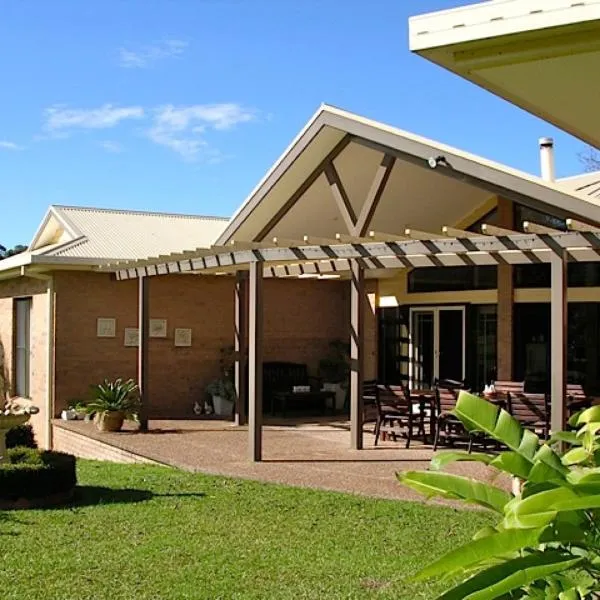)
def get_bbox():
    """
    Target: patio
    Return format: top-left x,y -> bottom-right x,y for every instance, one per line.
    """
53,417 -> 502,501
